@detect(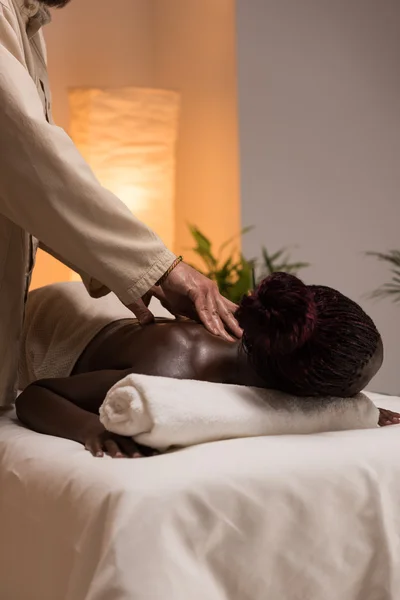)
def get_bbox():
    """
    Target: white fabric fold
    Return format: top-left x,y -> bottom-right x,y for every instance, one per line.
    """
99,374 -> 379,451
